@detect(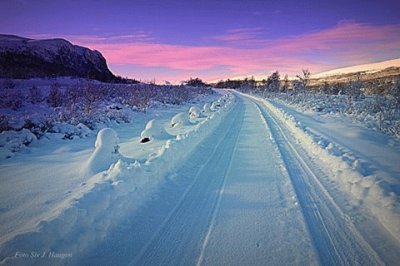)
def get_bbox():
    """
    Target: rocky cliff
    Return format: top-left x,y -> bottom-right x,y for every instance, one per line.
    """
0,34 -> 117,82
